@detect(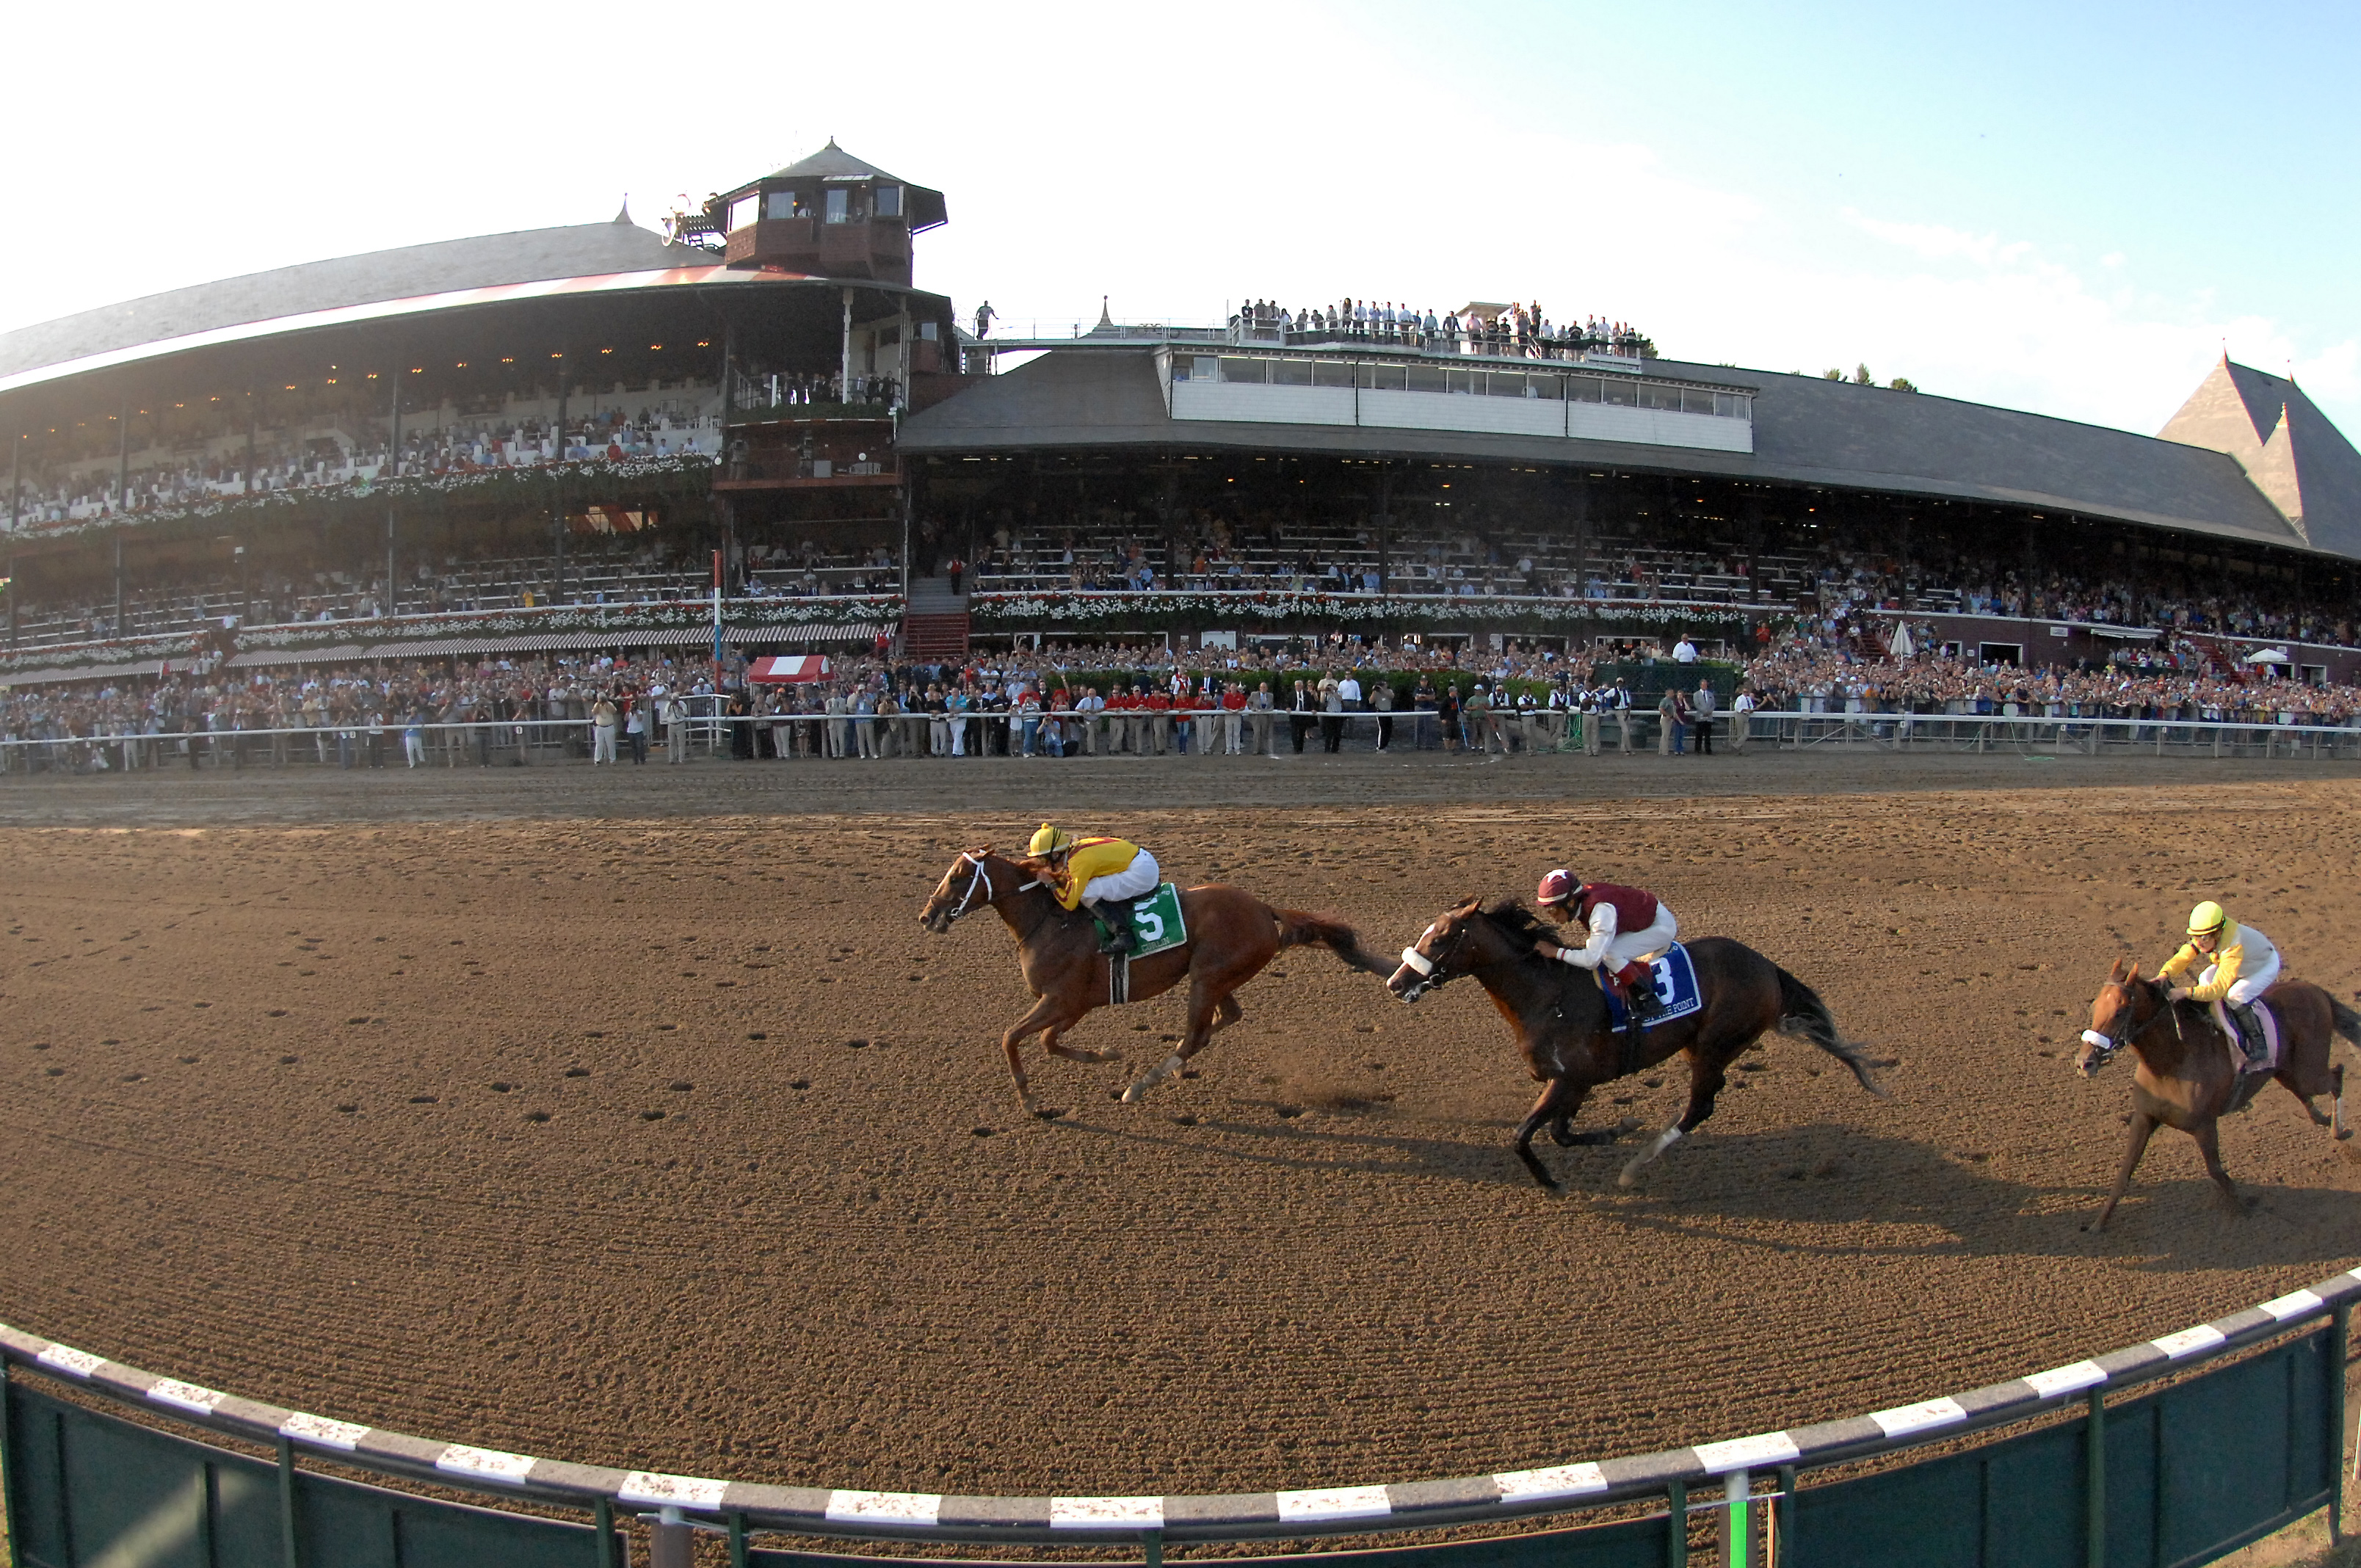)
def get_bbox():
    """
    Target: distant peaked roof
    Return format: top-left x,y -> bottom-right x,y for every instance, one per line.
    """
736,140 -> 948,232
766,137 -> 904,184
2159,357 -> 2361,557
